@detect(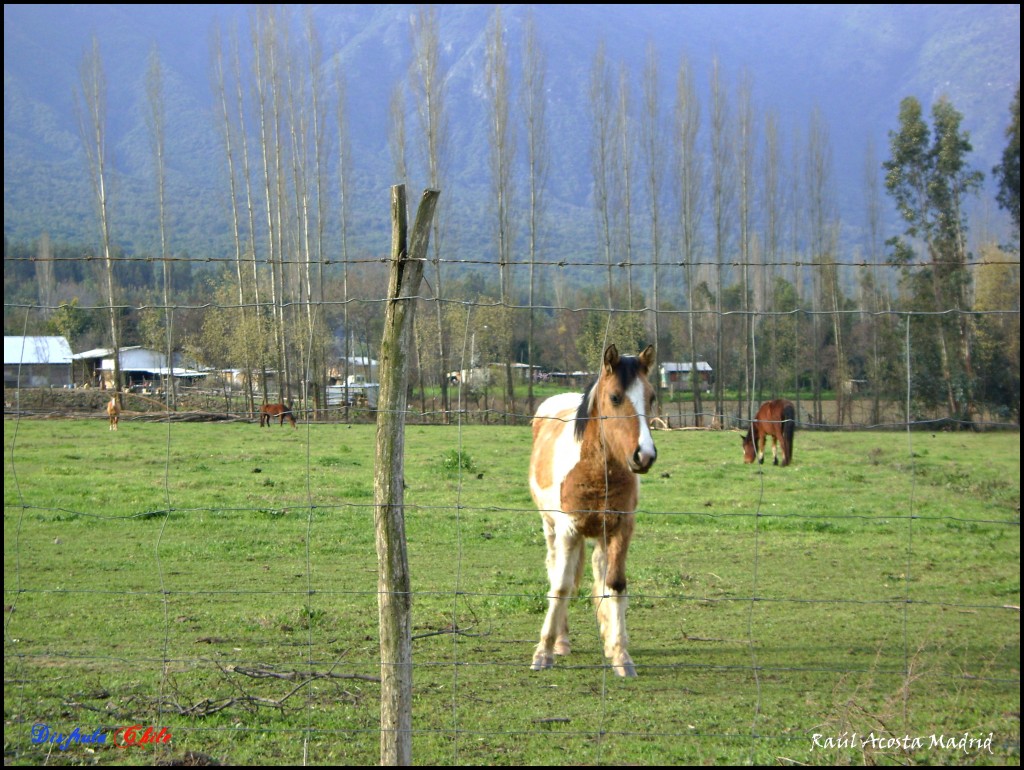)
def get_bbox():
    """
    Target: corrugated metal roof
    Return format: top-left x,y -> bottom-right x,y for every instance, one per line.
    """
72,347 -> 114,359
660,361 -> 713,372
4,336 -> 73,365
